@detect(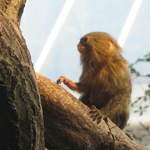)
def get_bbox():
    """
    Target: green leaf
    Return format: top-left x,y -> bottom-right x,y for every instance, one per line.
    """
136,72 -> 140,76
136,58 -> 145,62
130,67 -> 137,73
144,96 -> 147,101
140,111 -> 143,116
145,58 -> 150,62
146,74 -> 150,77
134,110 -> 139,113
145,90 -> 150,96
138,96 -> 142,100
144,105 -> 149,109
